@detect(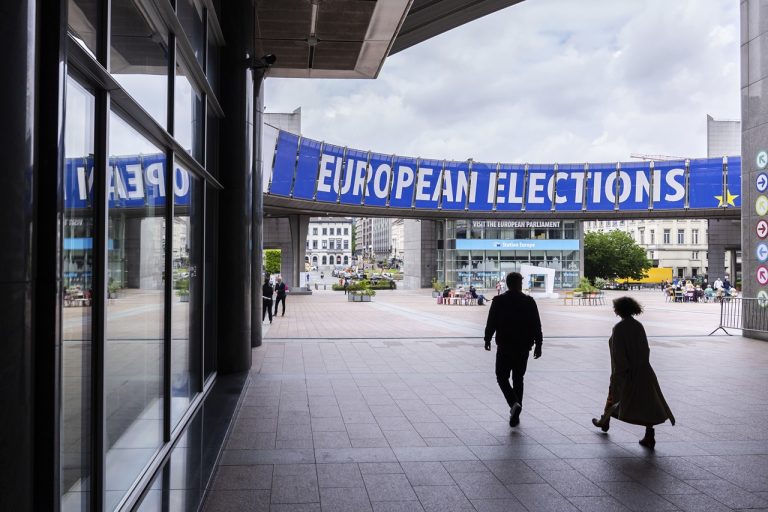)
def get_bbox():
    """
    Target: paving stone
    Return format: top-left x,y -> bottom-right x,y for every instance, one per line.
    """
450,471 -> 512,499
412,485 -> 475,512
566,496 -> 631,512
316,463 -> 364,488
469,497 -> 528,512
371,501 -> 425,512
598,481 -> 678,511
211,465 -> 273,490
363,473 -> 418,501
400,462 -> 454,486
271,464 -> 320,504
359,463 -> 404,475
506,483 -> 581,512
319,487 -> 372,512
203,490 -> 270,512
